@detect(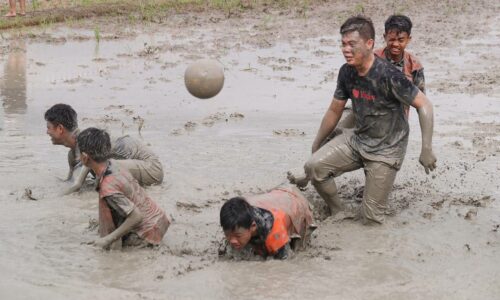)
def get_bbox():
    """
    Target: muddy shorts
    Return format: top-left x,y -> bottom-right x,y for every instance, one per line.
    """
305,132 -> 398,224
117,158 -> 164,186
